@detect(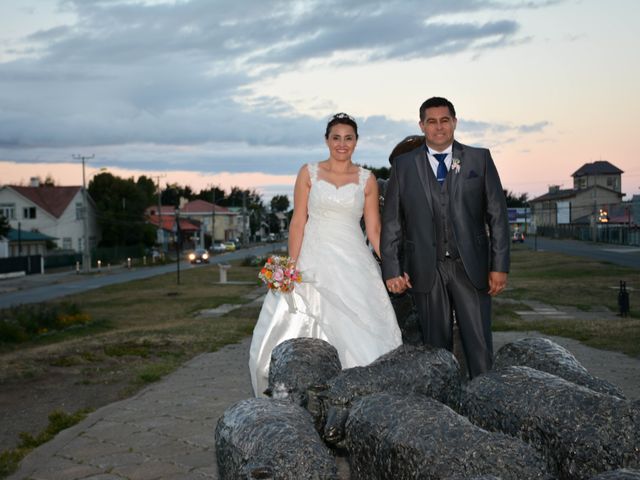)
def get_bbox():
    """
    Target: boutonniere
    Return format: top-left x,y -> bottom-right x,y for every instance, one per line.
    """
451,158 -> 461,174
